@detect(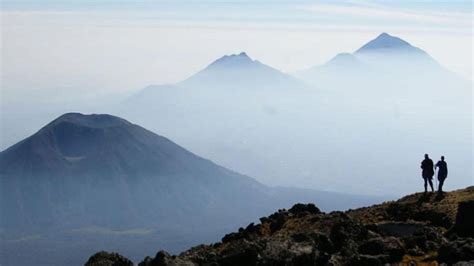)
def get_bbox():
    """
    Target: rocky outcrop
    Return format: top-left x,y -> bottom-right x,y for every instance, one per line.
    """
85,251 -> 133,266
85,187 -> 474,265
